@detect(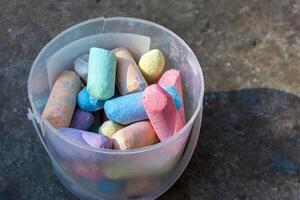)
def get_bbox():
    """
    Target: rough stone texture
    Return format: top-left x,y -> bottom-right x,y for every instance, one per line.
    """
1,0 -> 300,199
